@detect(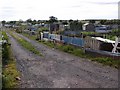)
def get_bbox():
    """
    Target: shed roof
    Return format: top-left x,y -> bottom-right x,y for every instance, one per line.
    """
92,37 -> 117,43
83,23 -> 89,26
